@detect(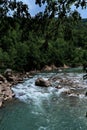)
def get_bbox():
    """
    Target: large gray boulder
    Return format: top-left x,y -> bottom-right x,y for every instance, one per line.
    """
35,77 -> 51,87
